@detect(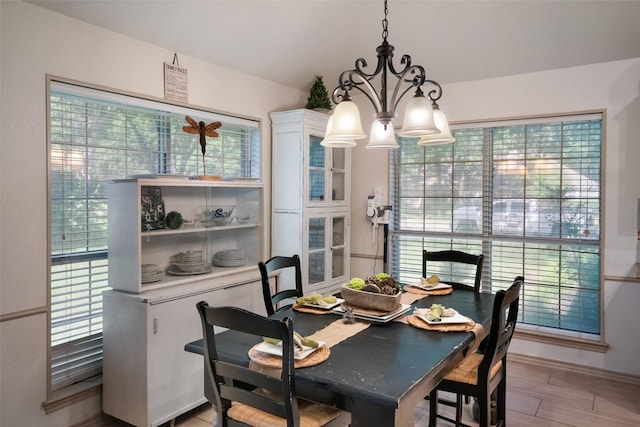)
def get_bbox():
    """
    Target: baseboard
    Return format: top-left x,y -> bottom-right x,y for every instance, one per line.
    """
70,412 -> 117,427
508,353 -> 640,386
